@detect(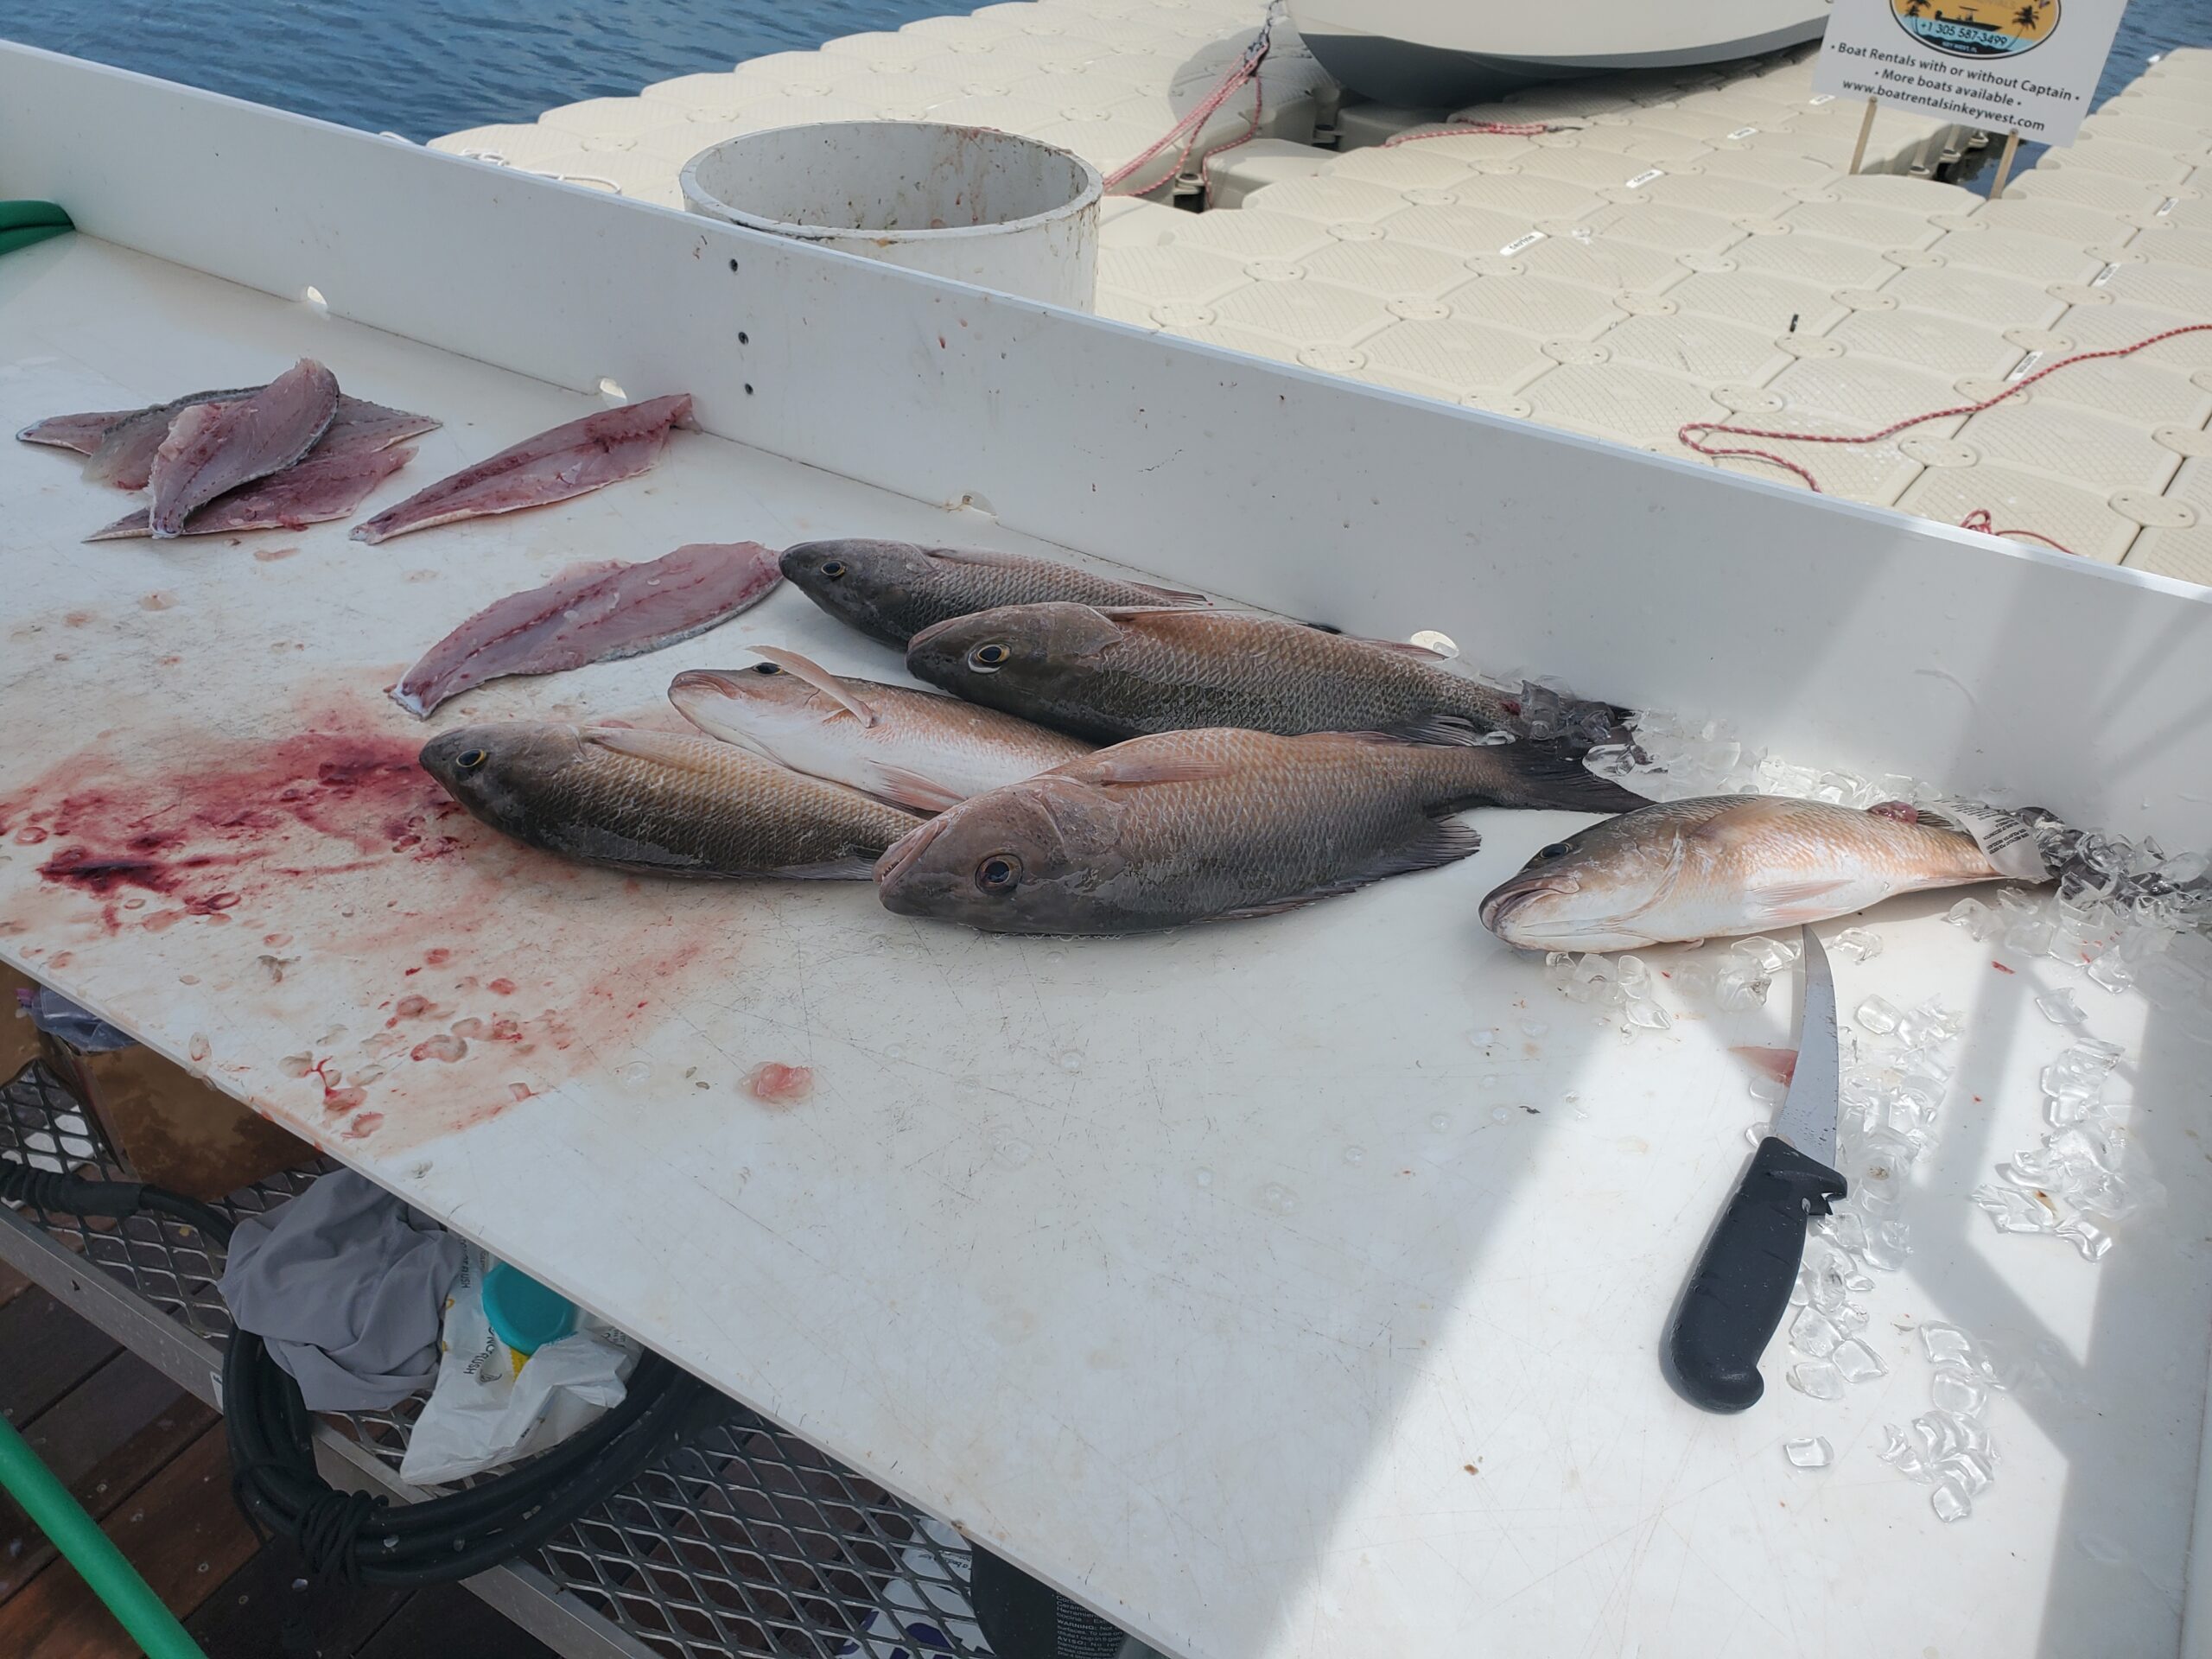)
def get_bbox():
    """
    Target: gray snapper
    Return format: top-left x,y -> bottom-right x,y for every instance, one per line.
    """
874,726 -> 1627,934
906,601 -> 1635,761
1478,796 -> 2013,951
778,539 -> 1207,648
421,722 -> 921,880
